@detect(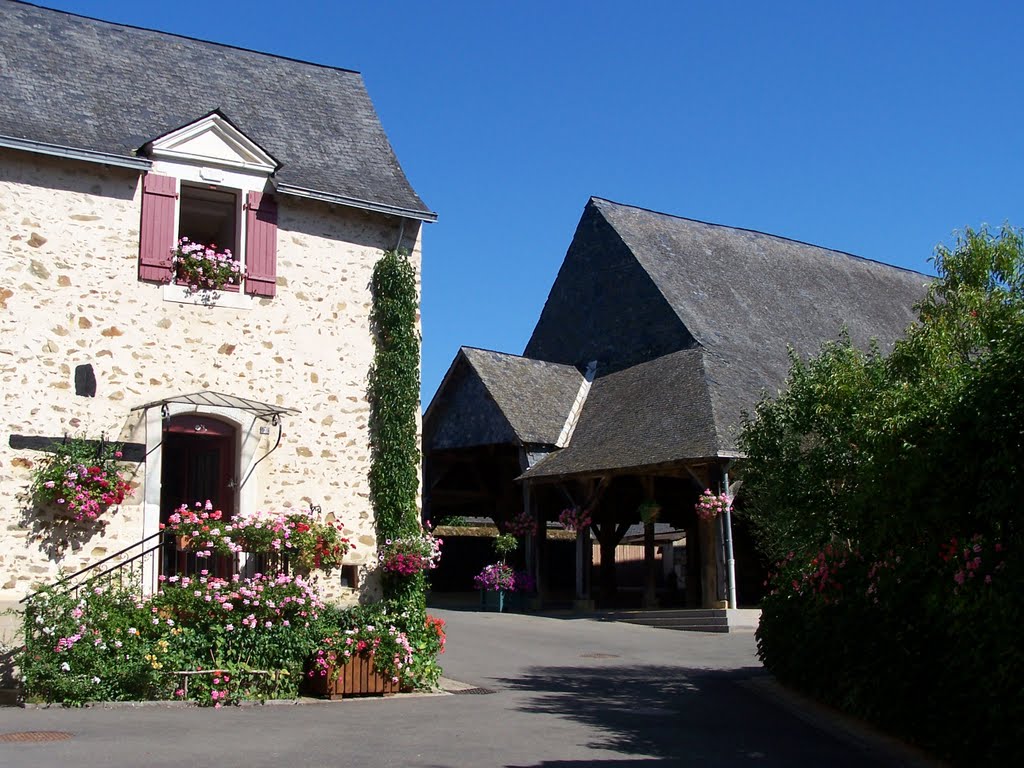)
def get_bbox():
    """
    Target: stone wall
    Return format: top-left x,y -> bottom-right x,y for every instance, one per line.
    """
0,148 -> 422,609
